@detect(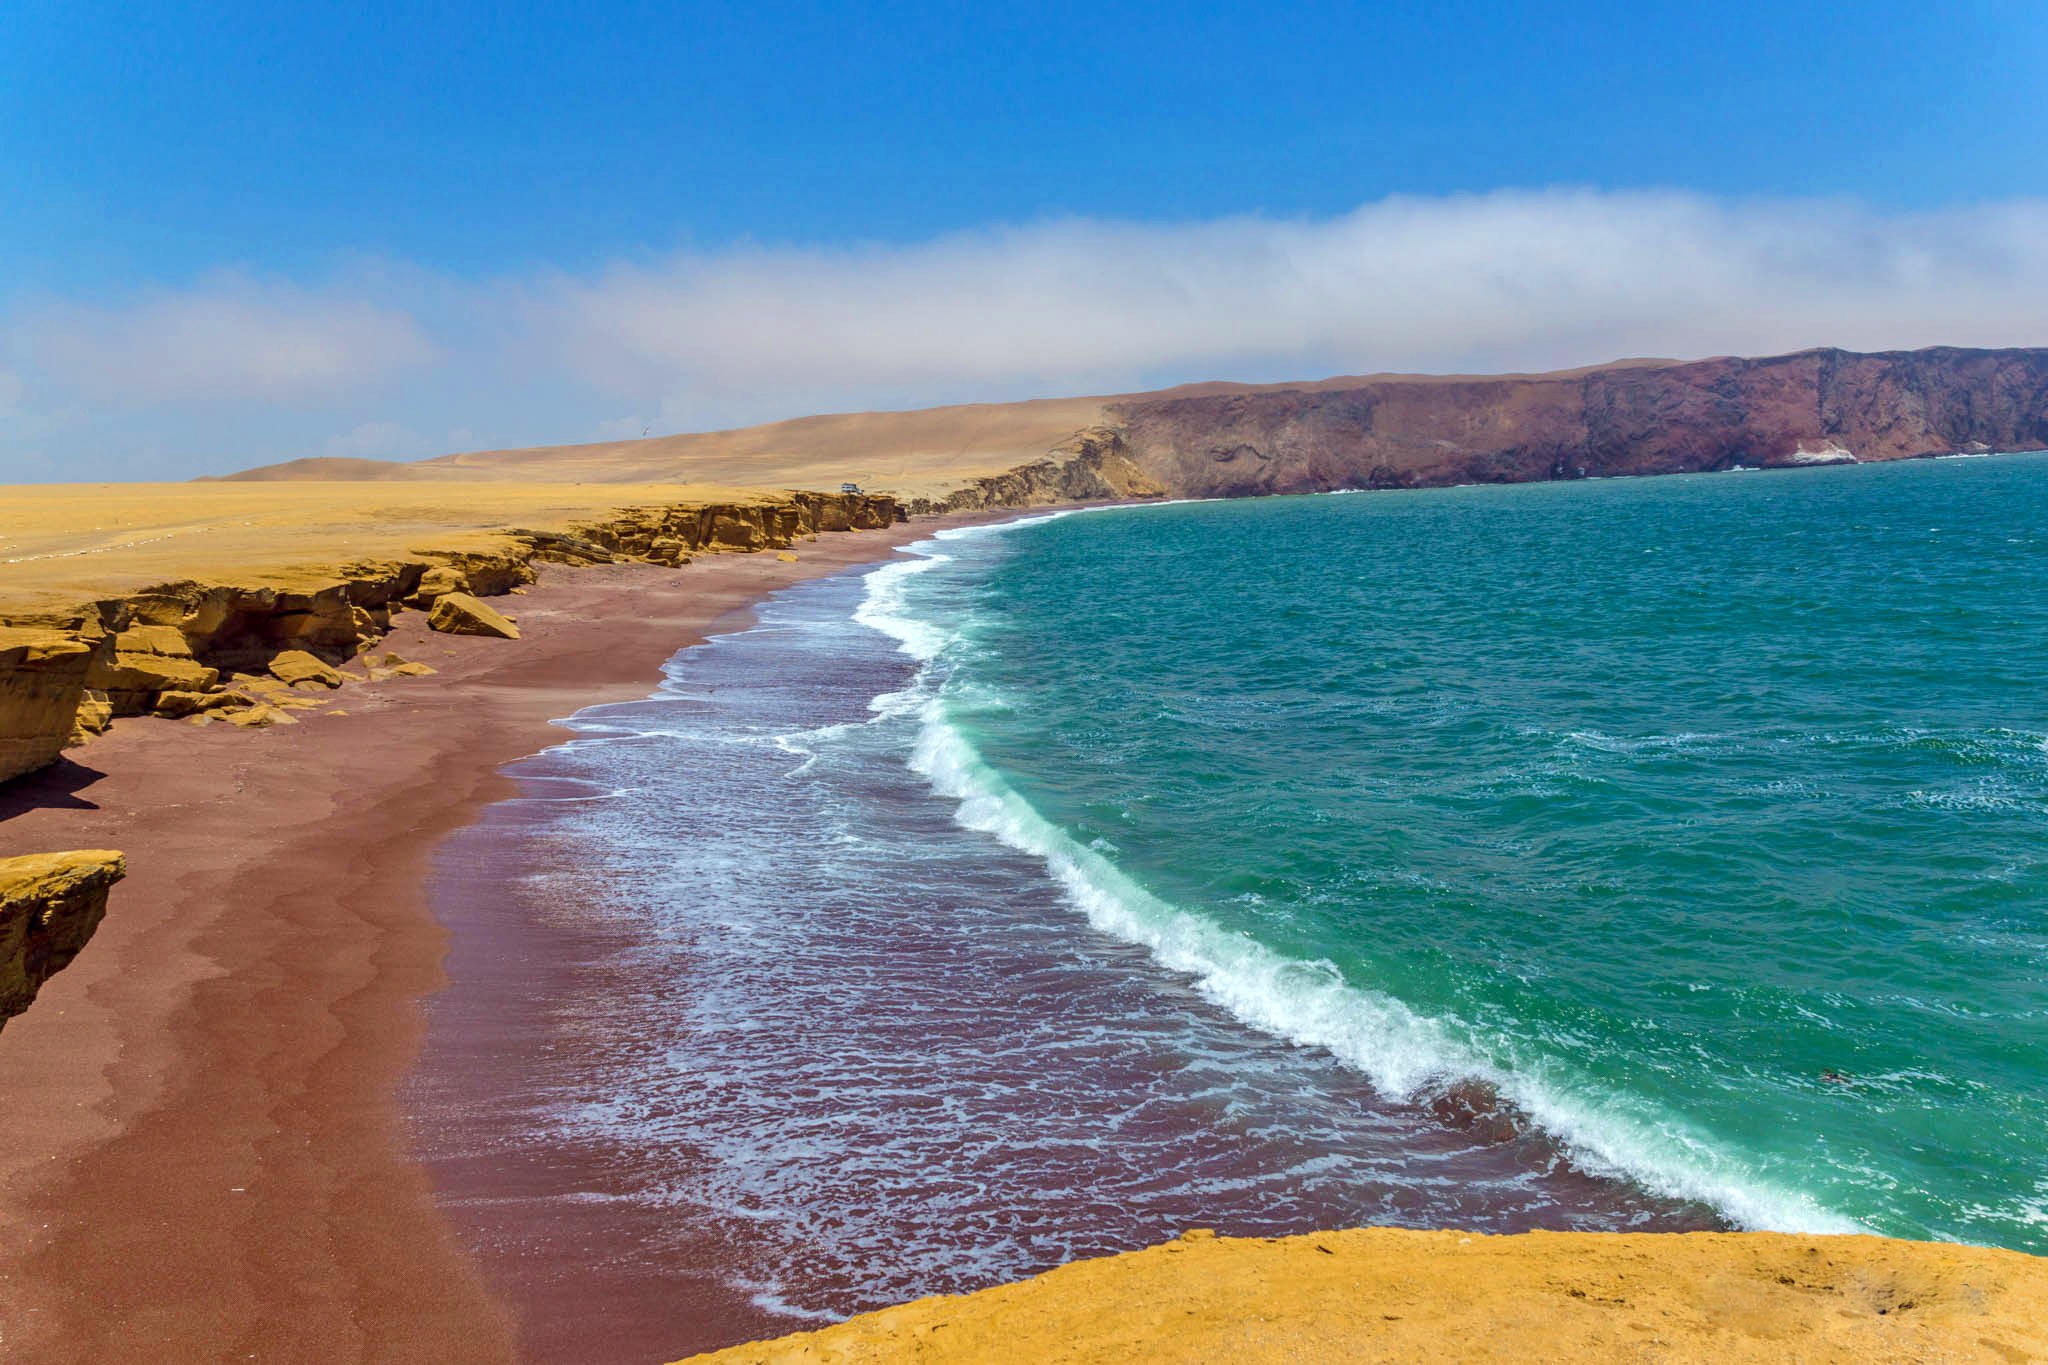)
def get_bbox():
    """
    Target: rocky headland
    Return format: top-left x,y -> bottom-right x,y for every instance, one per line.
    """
925,345 -> 2048,510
